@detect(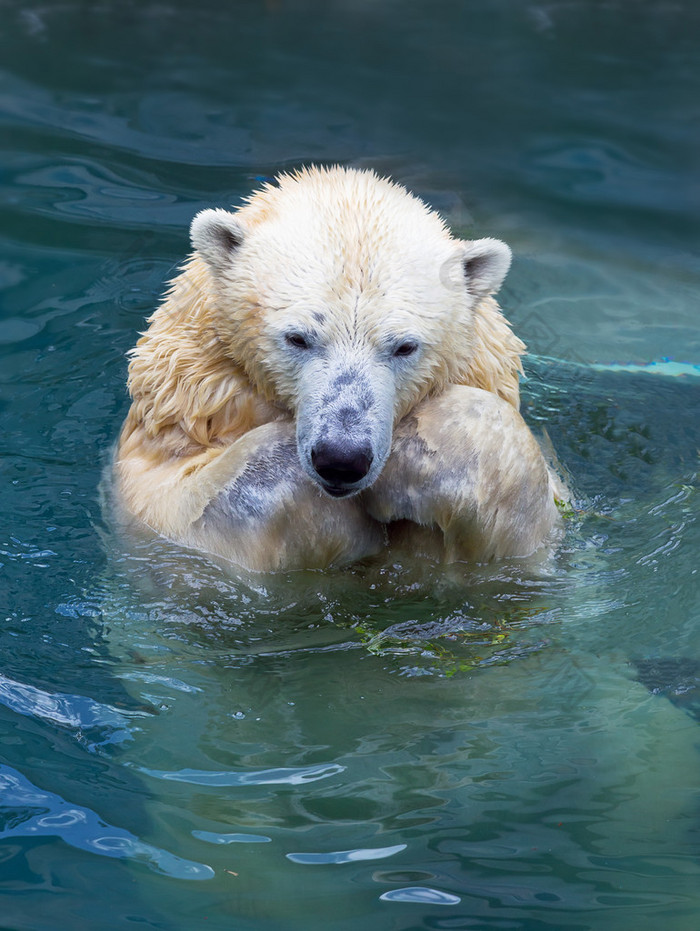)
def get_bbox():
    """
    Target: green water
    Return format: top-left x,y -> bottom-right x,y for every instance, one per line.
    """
1,1 -> 699,928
